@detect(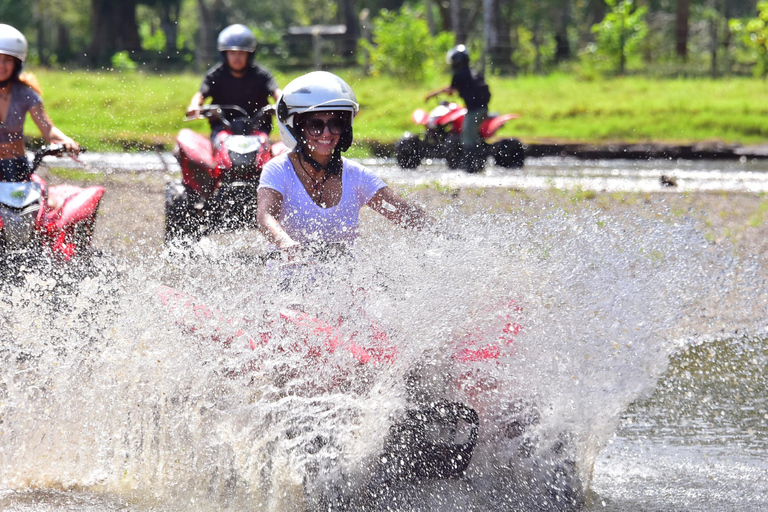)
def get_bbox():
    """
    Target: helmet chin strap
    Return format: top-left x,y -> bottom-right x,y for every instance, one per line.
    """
295,137 -> 343,176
